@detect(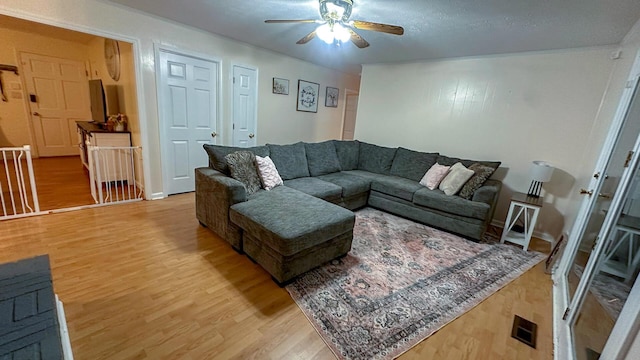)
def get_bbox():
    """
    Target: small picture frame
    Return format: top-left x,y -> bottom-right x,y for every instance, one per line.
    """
297,80 -> 320,113
325,87 -> 339,107
272,77 -> 289,95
